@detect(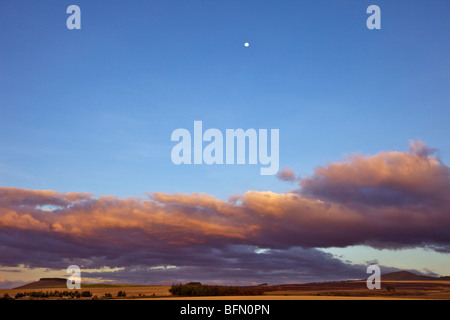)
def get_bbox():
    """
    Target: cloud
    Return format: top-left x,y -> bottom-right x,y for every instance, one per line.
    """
0,141 -> 449,283
0,279 -> 27,289
277,167 -> 297,182
299,140 -> 450,207
80,246 -> 370,285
